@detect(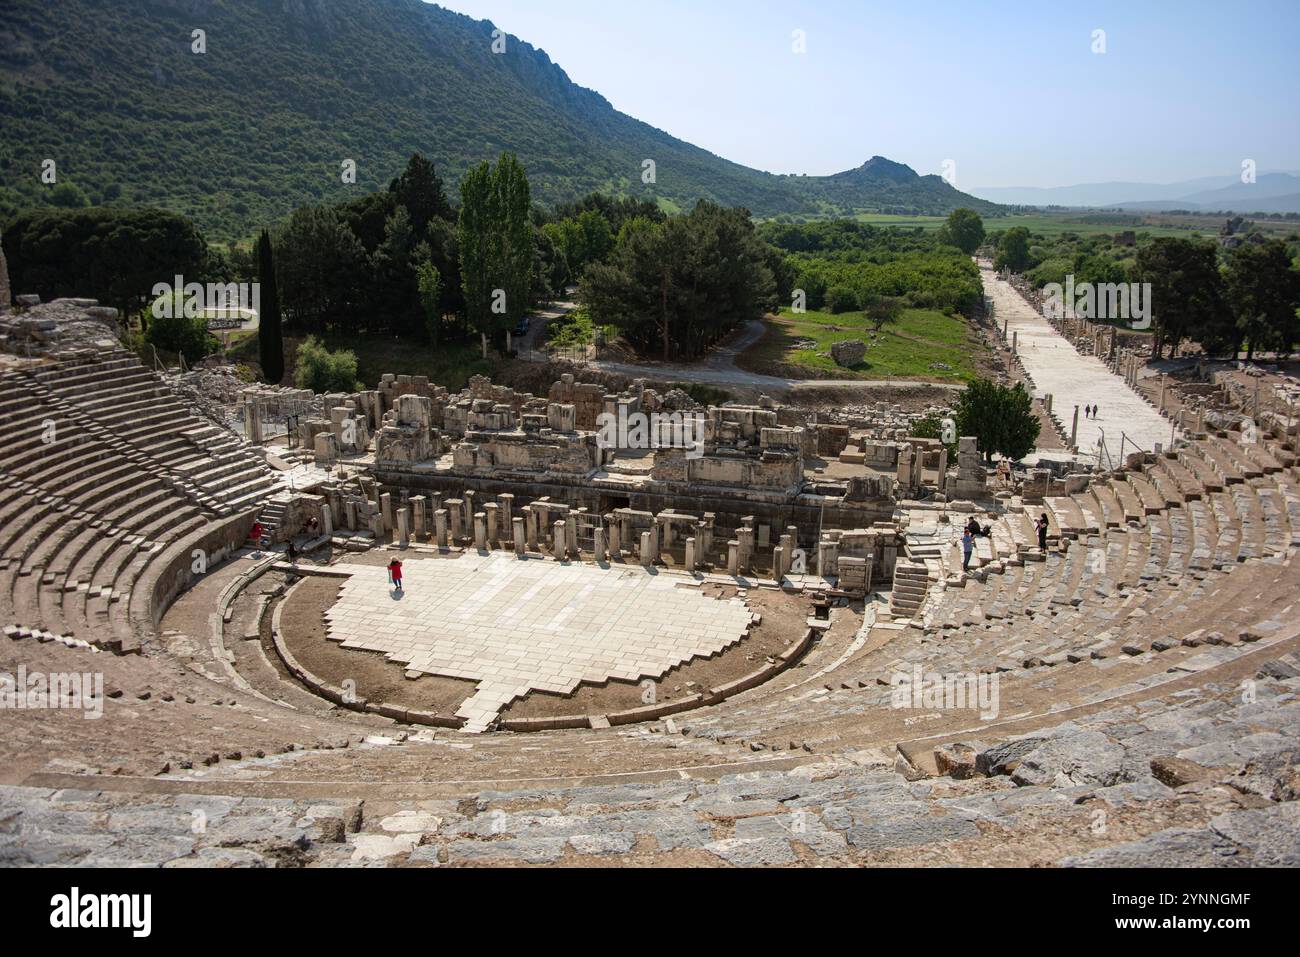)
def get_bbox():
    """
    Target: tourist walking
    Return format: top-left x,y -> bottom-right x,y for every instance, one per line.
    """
387,558 -> 403,593
961,529 -> 974,571
1084,404 -> 1092,419
1093,403 -> 1100,419
1036,513 -> 1049,552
